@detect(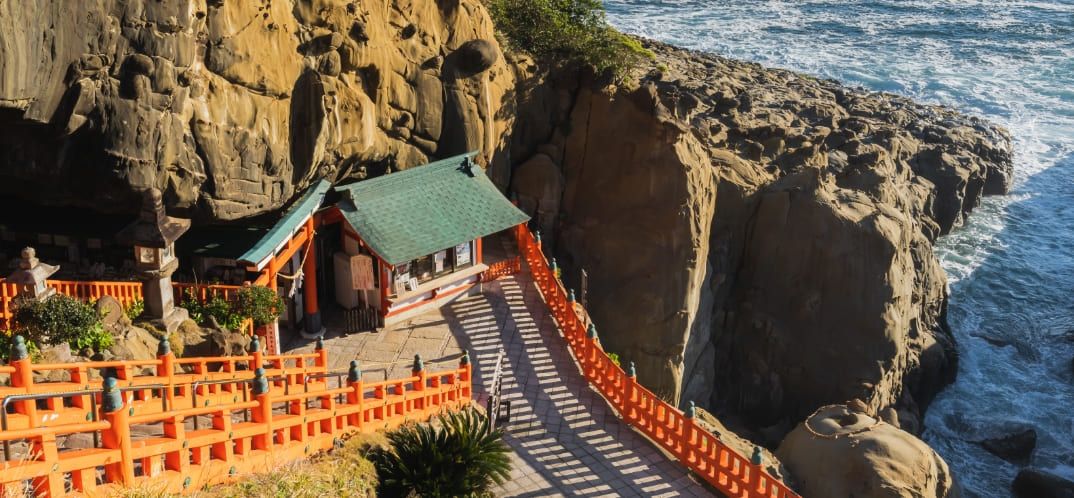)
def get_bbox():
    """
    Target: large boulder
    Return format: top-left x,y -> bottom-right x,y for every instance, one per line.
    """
178,317 -> 249,358
96,295 -> 132,334
776,404 -> 960,498
106,325 -> 160,376
980,426 -> 1037,461
1013,469 -> 1074,498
